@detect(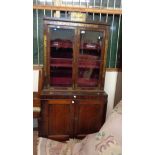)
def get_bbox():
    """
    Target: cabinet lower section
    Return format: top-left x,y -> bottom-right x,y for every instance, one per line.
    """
39,91 -> 107,141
